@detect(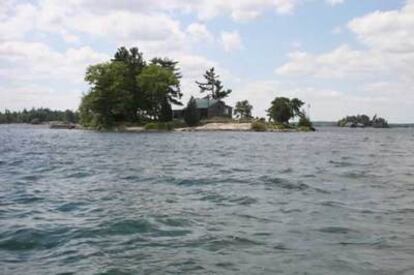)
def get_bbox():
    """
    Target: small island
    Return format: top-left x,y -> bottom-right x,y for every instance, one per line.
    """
75,46 -> 315,132
337,114 -> 389,128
